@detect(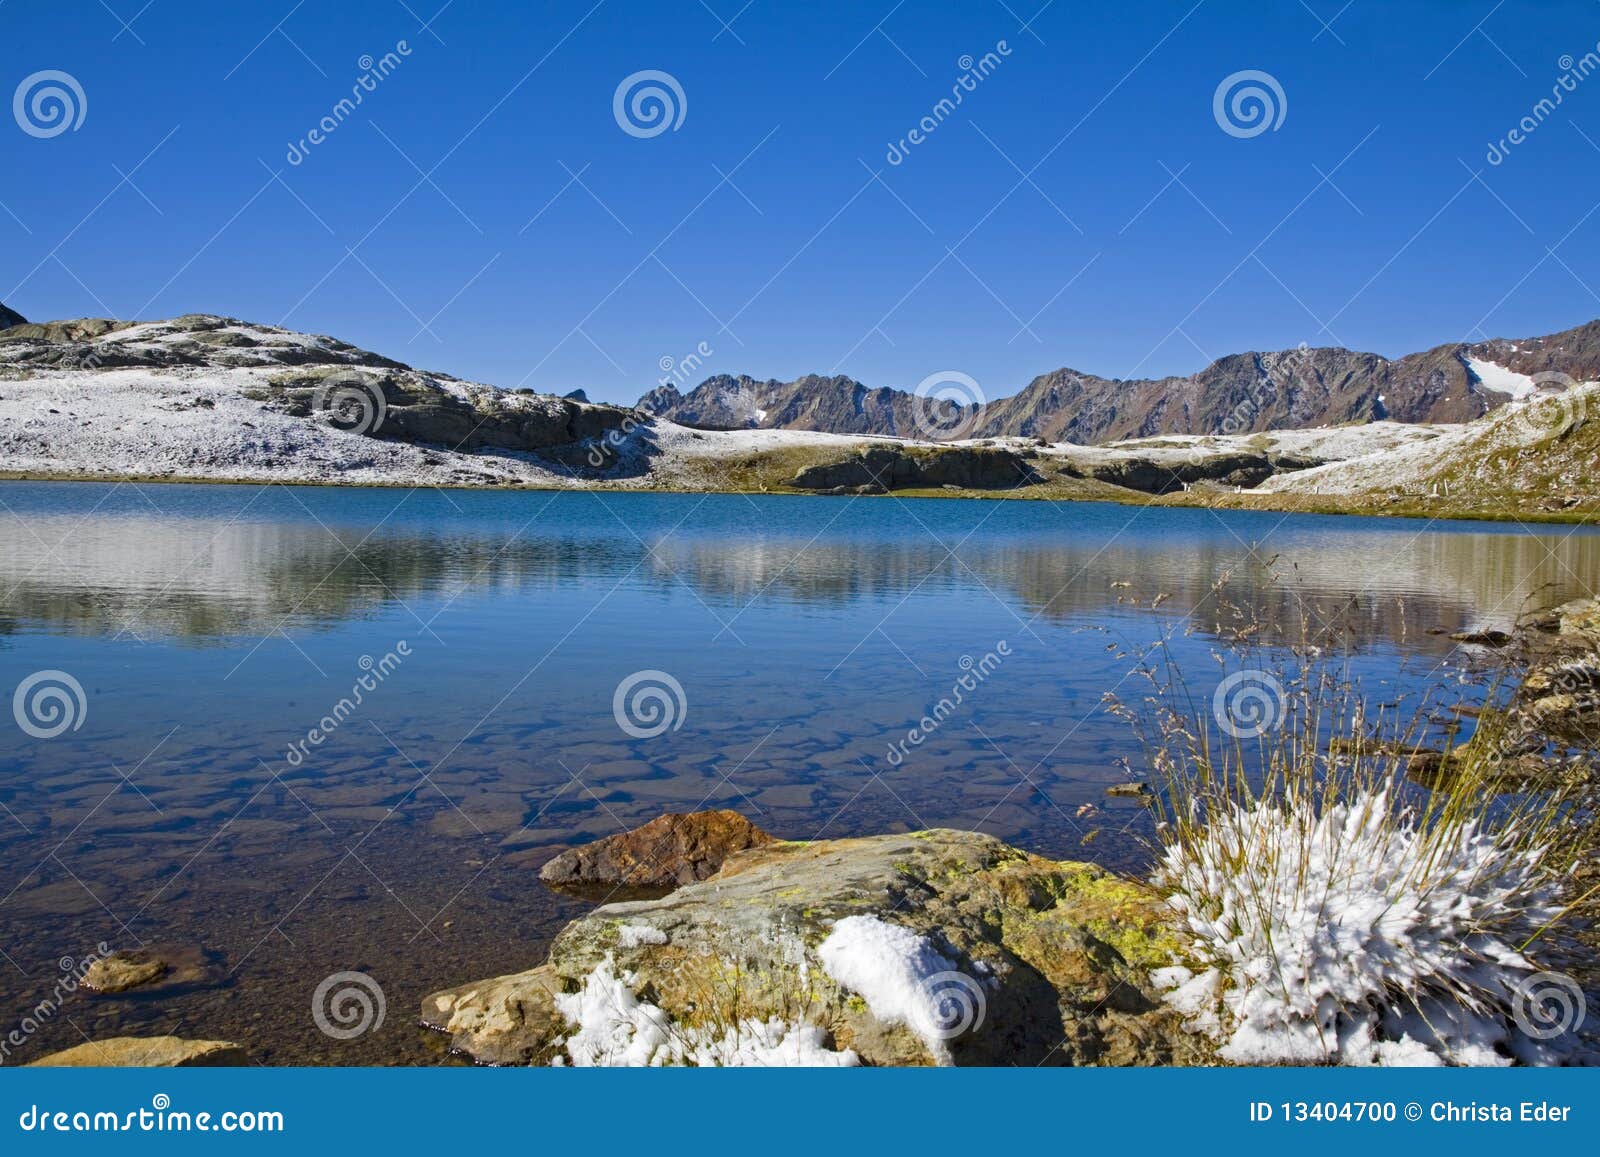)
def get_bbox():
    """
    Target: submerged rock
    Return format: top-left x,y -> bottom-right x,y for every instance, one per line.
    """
429,822 -> 1206,1066
27,1037 -> 246,1067
538,809 -> 774,892
82,952 -> 167,993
